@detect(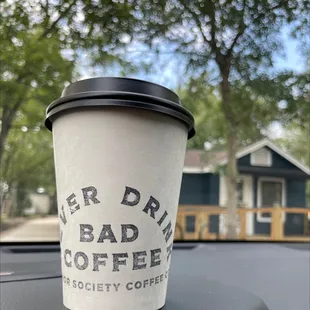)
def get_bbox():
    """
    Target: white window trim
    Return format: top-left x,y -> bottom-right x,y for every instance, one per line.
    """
250,148 -> 272,167
257,177 -> 286,223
